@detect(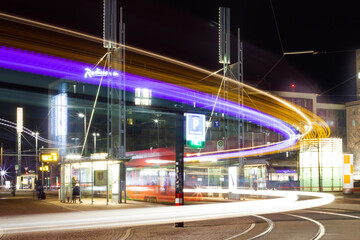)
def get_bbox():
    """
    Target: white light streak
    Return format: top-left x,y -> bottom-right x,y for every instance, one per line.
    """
0,190 -> 334,234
